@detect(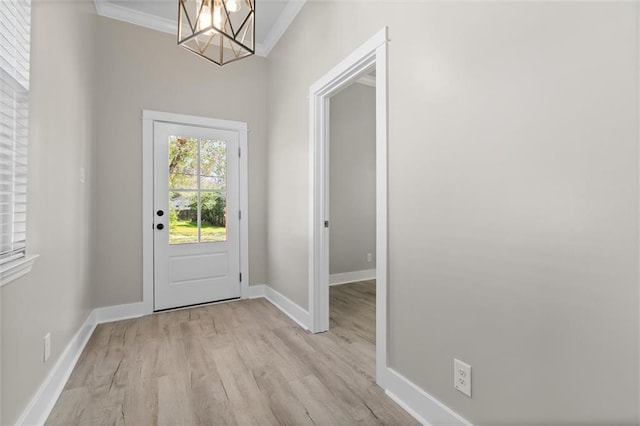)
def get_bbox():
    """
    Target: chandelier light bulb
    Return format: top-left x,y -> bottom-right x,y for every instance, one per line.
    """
225,0 -> 241,13
199,3 -> 212,29
213,3 -> 222,28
